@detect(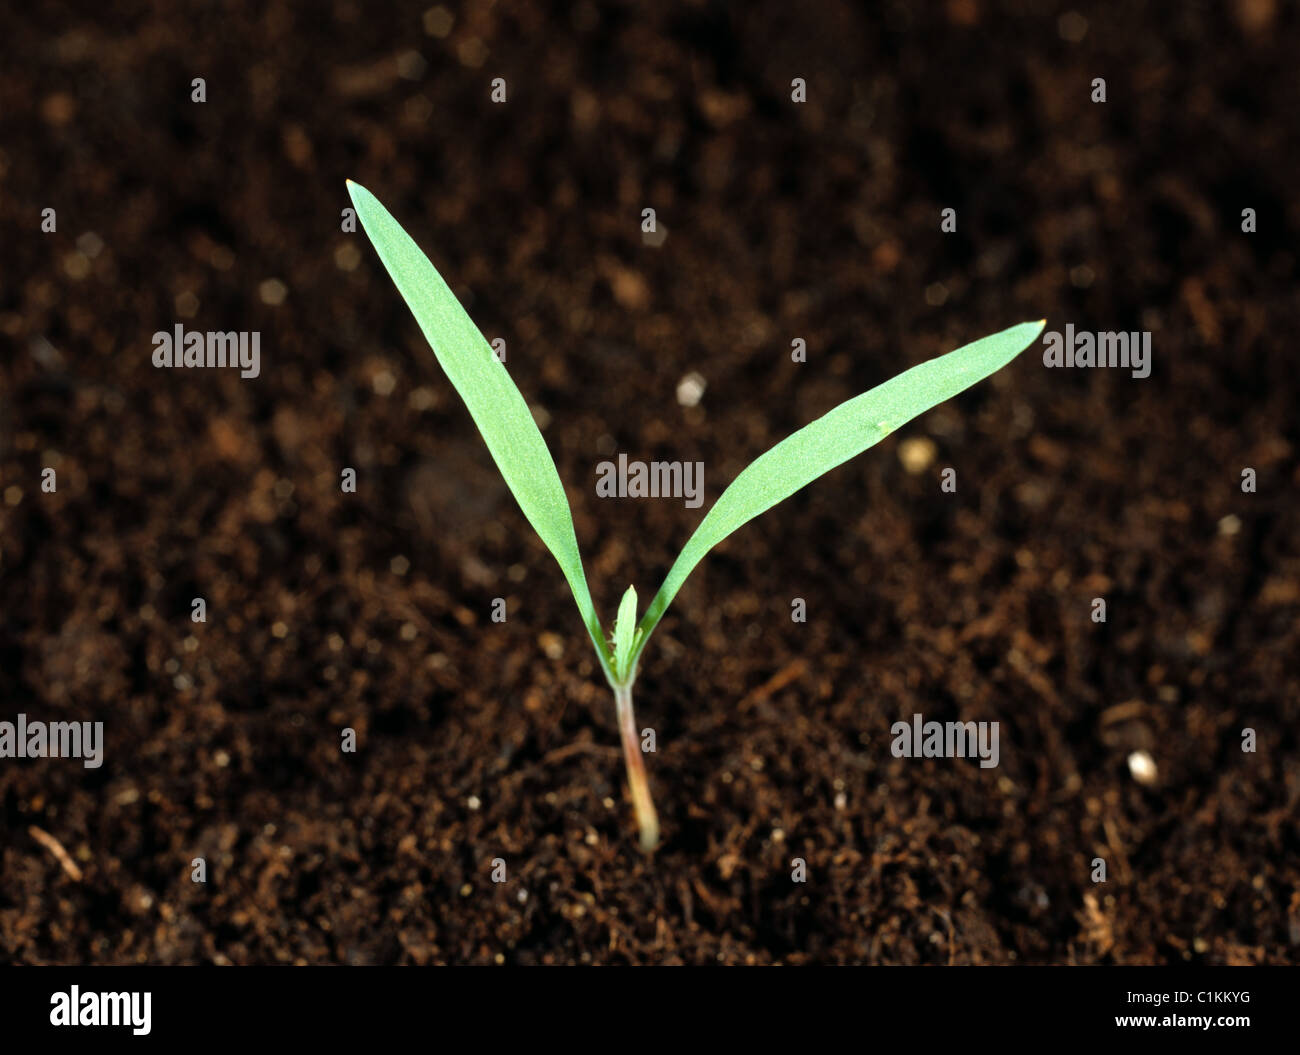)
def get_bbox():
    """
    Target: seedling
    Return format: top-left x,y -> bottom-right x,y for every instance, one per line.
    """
346,179 -> 1044,852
